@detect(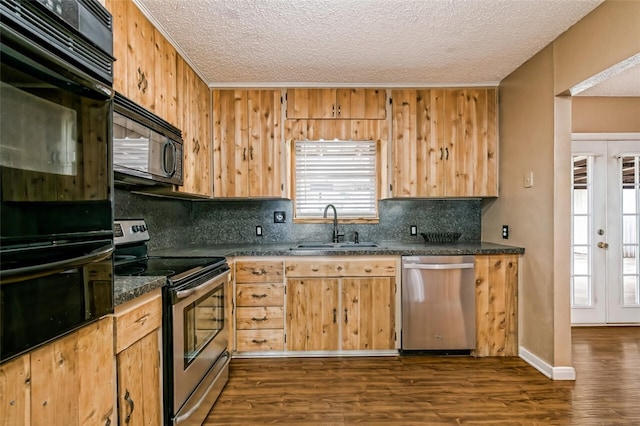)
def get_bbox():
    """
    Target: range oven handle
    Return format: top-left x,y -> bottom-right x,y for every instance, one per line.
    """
403,263 -> 475,270
174,270 -> 230,300
0,244 -> 114,284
